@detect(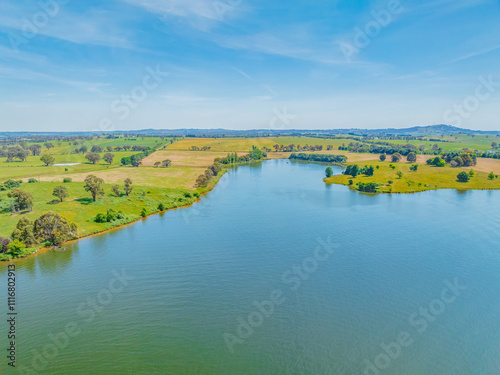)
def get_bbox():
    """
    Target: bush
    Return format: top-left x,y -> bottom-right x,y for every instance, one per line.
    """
63,178 -> 72,183
28,178 -> 38,183
141,208 -> 147,217
158,203 -> 165,211
358,182 -> 379,193
193,192 -> 200,198
325,167 -> 333,178
457,171 -> 469,183
184,192 -> 192,198
95,213 -> 107,223
7,240 -> 26,256
348,179 -> 353,185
